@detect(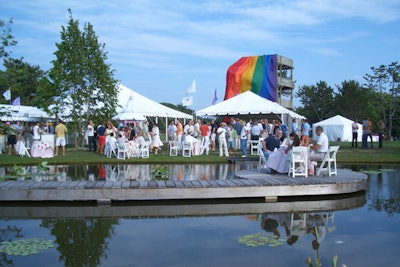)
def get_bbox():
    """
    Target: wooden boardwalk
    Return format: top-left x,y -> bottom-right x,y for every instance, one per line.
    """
0,168 -> 368,203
